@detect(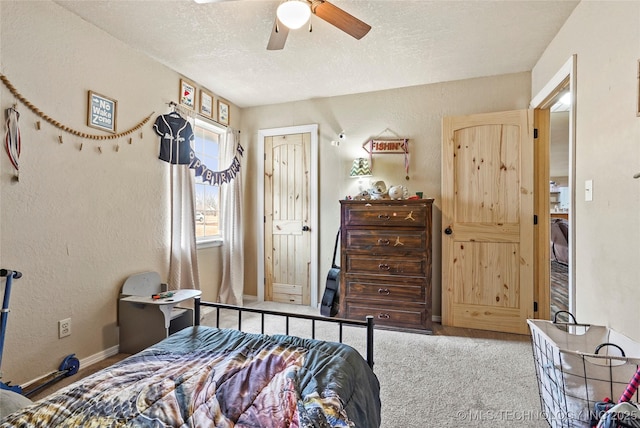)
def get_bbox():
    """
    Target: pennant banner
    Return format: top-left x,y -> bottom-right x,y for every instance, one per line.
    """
189,143 -> 244,185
